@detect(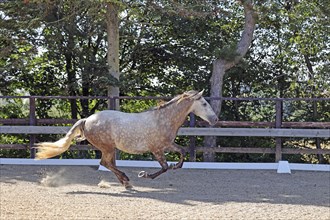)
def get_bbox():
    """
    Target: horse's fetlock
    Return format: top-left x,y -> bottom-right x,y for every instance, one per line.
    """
123,175 -> 130,182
